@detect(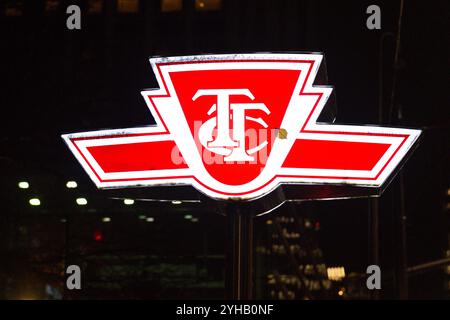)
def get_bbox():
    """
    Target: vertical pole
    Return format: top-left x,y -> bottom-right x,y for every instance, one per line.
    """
386,0 -> 408,295
397,172 -> 409,299
226,206 -> 253,300
370,31 -> 393,299
368,198 -> 380,300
